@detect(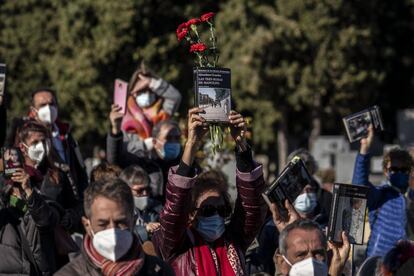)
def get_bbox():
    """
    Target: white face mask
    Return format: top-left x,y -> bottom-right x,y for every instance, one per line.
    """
294,192 -> 317,214
36,104 -> 58,124
134,196 -> 149,211
92,228 -> 133,262
283,256 -> 328,276
23,141 -> 47,164
196,214 -> 225,242
135,92 -> 156,108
